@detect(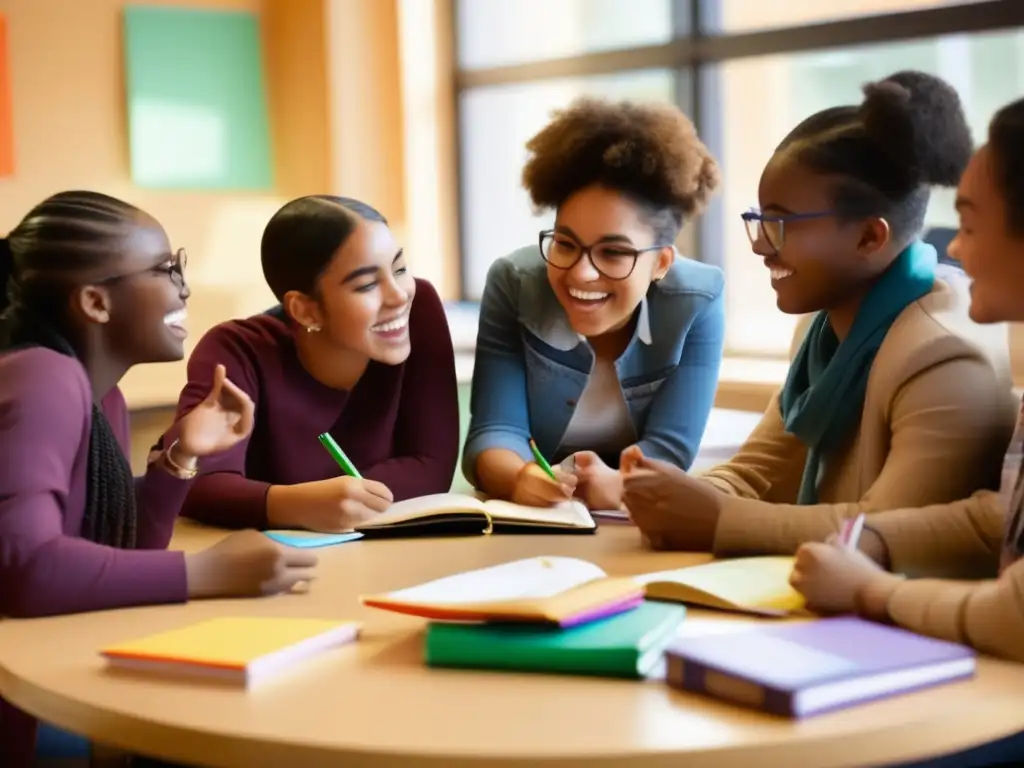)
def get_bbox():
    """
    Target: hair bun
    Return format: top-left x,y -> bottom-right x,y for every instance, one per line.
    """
860,70 -> 972,191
